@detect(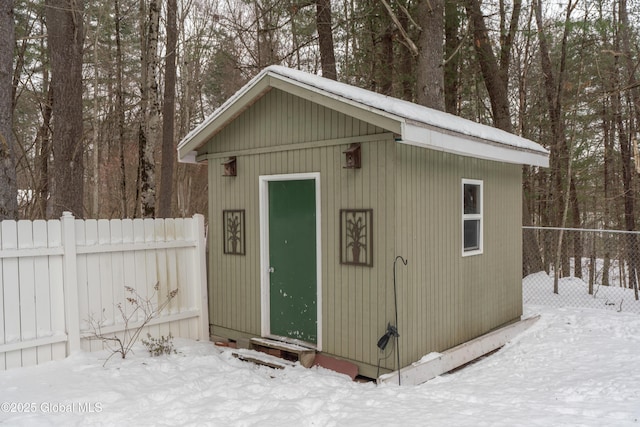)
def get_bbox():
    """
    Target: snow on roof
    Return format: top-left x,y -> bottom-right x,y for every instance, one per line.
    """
178,65 -> 548,167
266,65 -> 546,155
